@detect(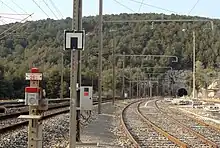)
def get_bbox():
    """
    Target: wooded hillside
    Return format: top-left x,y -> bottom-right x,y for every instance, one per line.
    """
0,13 -> 219,99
